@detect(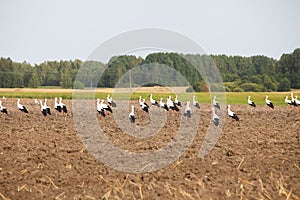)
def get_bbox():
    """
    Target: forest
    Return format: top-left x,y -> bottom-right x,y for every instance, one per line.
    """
0,48 -> 299,92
